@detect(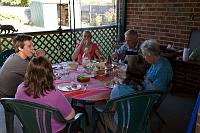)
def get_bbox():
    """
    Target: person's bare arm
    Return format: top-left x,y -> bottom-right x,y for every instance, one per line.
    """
64,108 -> 75,120
95,48 -> 104,61
71,41 -> 84,61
